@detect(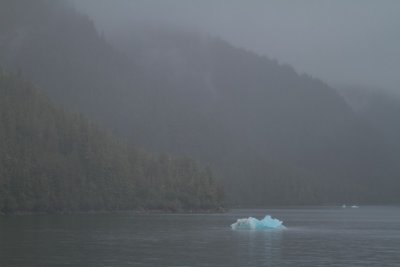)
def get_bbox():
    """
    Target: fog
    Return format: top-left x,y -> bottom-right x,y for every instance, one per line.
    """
73,0 -> 400,93
1,2 -> 400,265
1,0 -> 400,209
